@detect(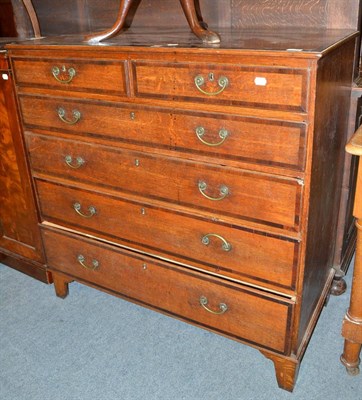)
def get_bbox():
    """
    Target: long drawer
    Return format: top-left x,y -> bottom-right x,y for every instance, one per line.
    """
27,133 -> 302,231
12,58 -> 127,95
42,227 -> 294,354
132,61 -> 309,112
19,95 -> 306,171
36,179 -> 299,291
